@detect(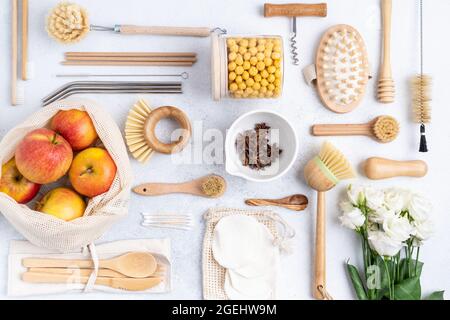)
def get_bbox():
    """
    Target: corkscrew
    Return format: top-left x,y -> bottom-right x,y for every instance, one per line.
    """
264,3 -> 327,65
